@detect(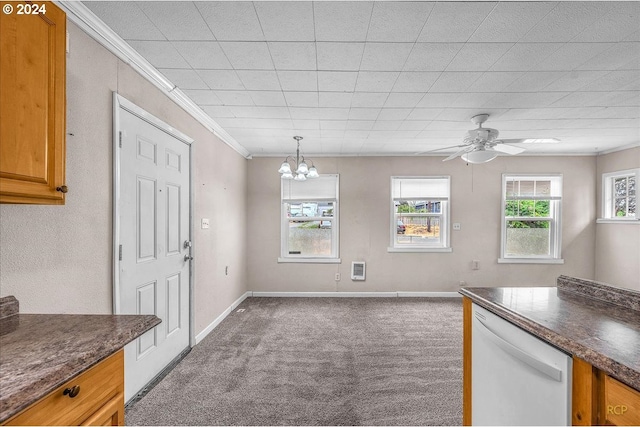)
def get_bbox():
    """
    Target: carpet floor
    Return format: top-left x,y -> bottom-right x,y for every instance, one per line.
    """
126,297 -> 463,426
